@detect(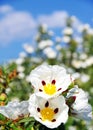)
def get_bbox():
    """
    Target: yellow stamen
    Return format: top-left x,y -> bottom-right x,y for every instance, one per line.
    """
43,83 -> 56,95
40,107 -> 54,121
